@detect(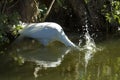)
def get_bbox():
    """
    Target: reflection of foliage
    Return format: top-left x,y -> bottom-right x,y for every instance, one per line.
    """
0,12 -> 21,48
102,1 -> 120,24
